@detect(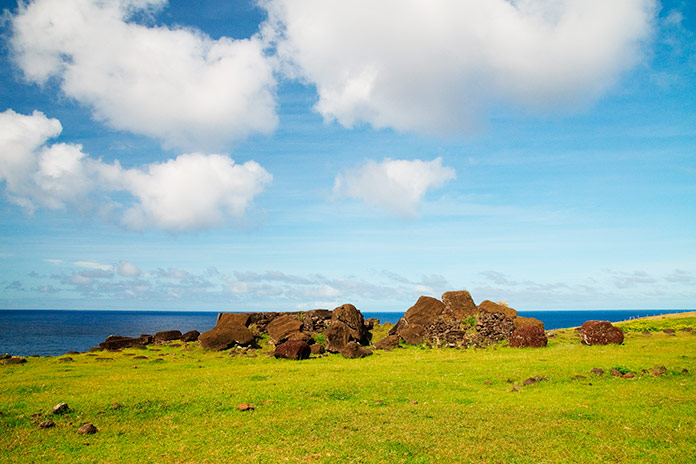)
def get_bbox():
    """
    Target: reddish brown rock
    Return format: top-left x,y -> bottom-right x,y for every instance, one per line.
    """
374,334 -> 400,350
324,321 -> 352,353
340,341 -> 373,359
509,324 -> 548,348
513,316 -> 544,330
332,304 -> 370,345
650,365 -> 667,376
610,368 -> 622,377
441,290 -> 478,320
237,403 -> 255,411
399,324 -> 426,345
478,300 -> 518,320
153,330 -> 182,343
52,403 -> 70,415
199,325 -> 254,351
39,420 -> 55,429
267,315 -> 304,344
663,329 -> 676,335
623,372 -> 635,379
180,330 -> 200,342
590,368 -> 604,375
388,317 -> 408,336
579,321 -> 624,345
404,296 -> 446,327
77,423 -> 97,434
216,312 -> 251,327
310,344 -> 325,355
273,340 -> 311,360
